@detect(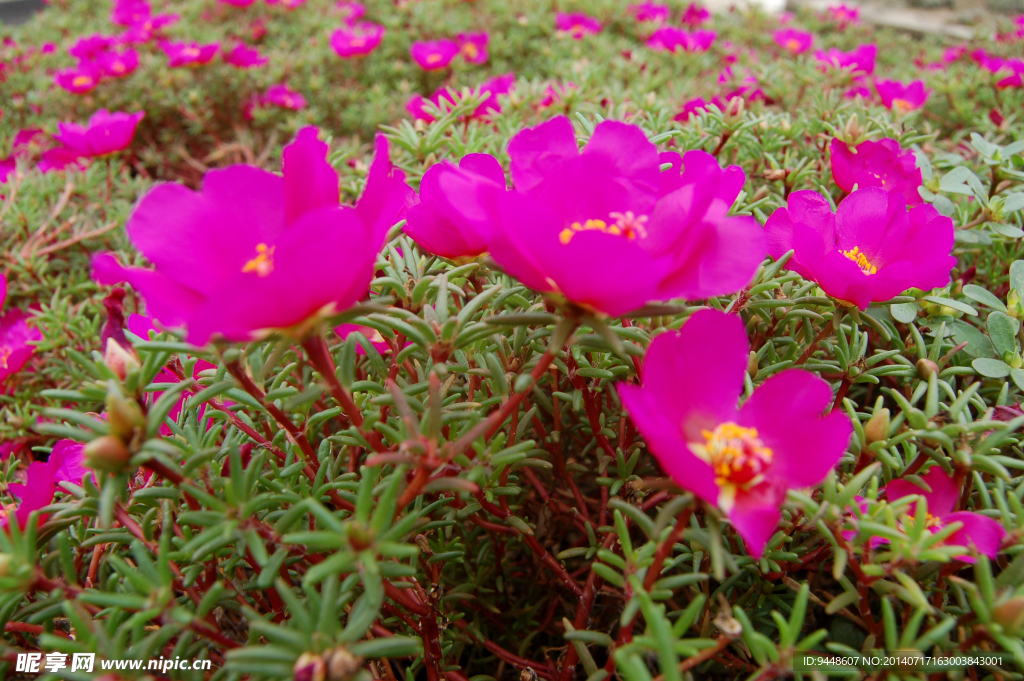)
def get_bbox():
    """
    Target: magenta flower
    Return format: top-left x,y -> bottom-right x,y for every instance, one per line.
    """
681,29 -> 716,52
263,84 -> 306,110
407,74 -> 513,123
404,154 -> 506,261
38,148 -> 84,174
628,2 -> 670,22
646,26 -> 687,52
674,96 -> 708,121
0,273 -> 41,384
681,2 -> 711,26
774,28 -> 813,54
2,440 -> 88,531
0,158 -> 14,185
450,117 -> 765,316
54,65 -> 102,94
474,72 -> 515,117
942,45 -> 966,63
111,0 -> 151,26
539,81 -> 576,109
410,40 -> 459,71
218,0 -> 257,5
827,4 -> 859,26
555,13 -> 602,39
844,82 -> 873,99
330,23 -> 385,58
223,42 -> 268,68
161,40 -> 219,67
830,137 -> 923,207
815,44 -> 876,74
120,14 -> 179,44
875,79 -> 929,113
885,468 -> 1005,562
764,188 -> 955,309
68,34 -> 116,61
99,48 -> 140,78
54,110 -> 144,158
91,128 -> 415,345
457,32 -> 489,64
336,0 -> 365,23
334,324 -> 391,355
619,310 -> 851,557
